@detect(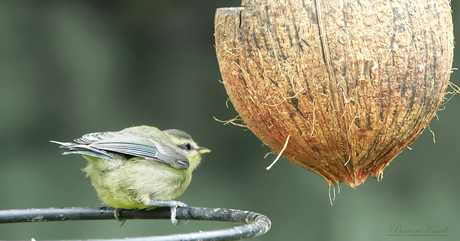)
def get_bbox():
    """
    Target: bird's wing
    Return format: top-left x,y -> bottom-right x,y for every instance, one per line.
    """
55,132 -> 190,169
